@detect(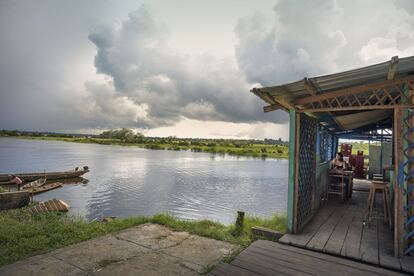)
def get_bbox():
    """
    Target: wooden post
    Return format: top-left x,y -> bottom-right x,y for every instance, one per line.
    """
236,211 -> 245,228
311,123 -> 318,212
394,107 -> 405,257
408,85 -> 414,253
287,109 -> 297,233
293,112 -> 301,233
